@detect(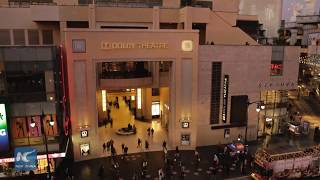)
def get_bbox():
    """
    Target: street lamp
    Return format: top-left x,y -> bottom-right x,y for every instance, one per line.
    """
245,100 -> 265,144
29,112 -> 54,179
30,117 -> 36,128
